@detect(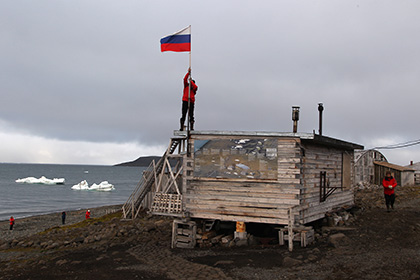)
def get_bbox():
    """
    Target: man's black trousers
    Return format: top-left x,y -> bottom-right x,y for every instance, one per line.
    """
181,101 -> 195,125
